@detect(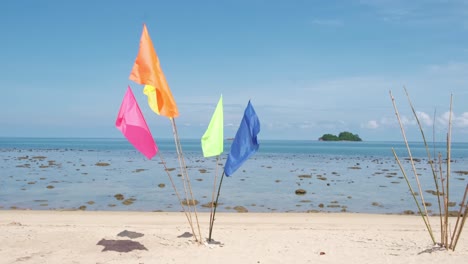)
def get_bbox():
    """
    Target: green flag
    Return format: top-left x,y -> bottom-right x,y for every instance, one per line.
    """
201,95 -> 224,157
